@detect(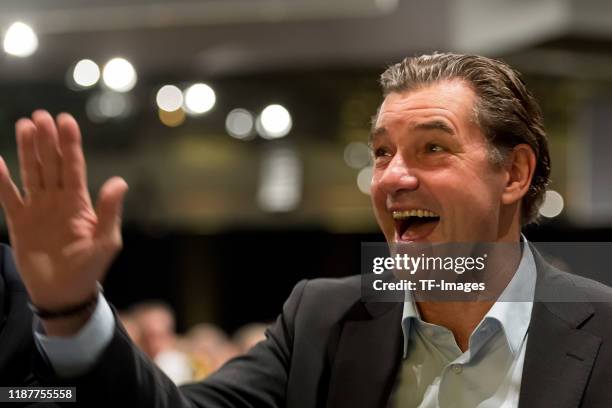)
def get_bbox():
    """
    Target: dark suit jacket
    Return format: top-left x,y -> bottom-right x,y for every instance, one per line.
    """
0,243 -> 37,386
1,244 -> 63,408
35,247 -> 612,407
